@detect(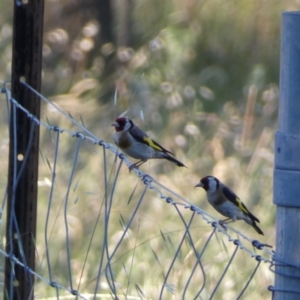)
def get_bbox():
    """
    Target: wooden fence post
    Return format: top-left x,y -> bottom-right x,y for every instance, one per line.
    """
4,0 -> 44,298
